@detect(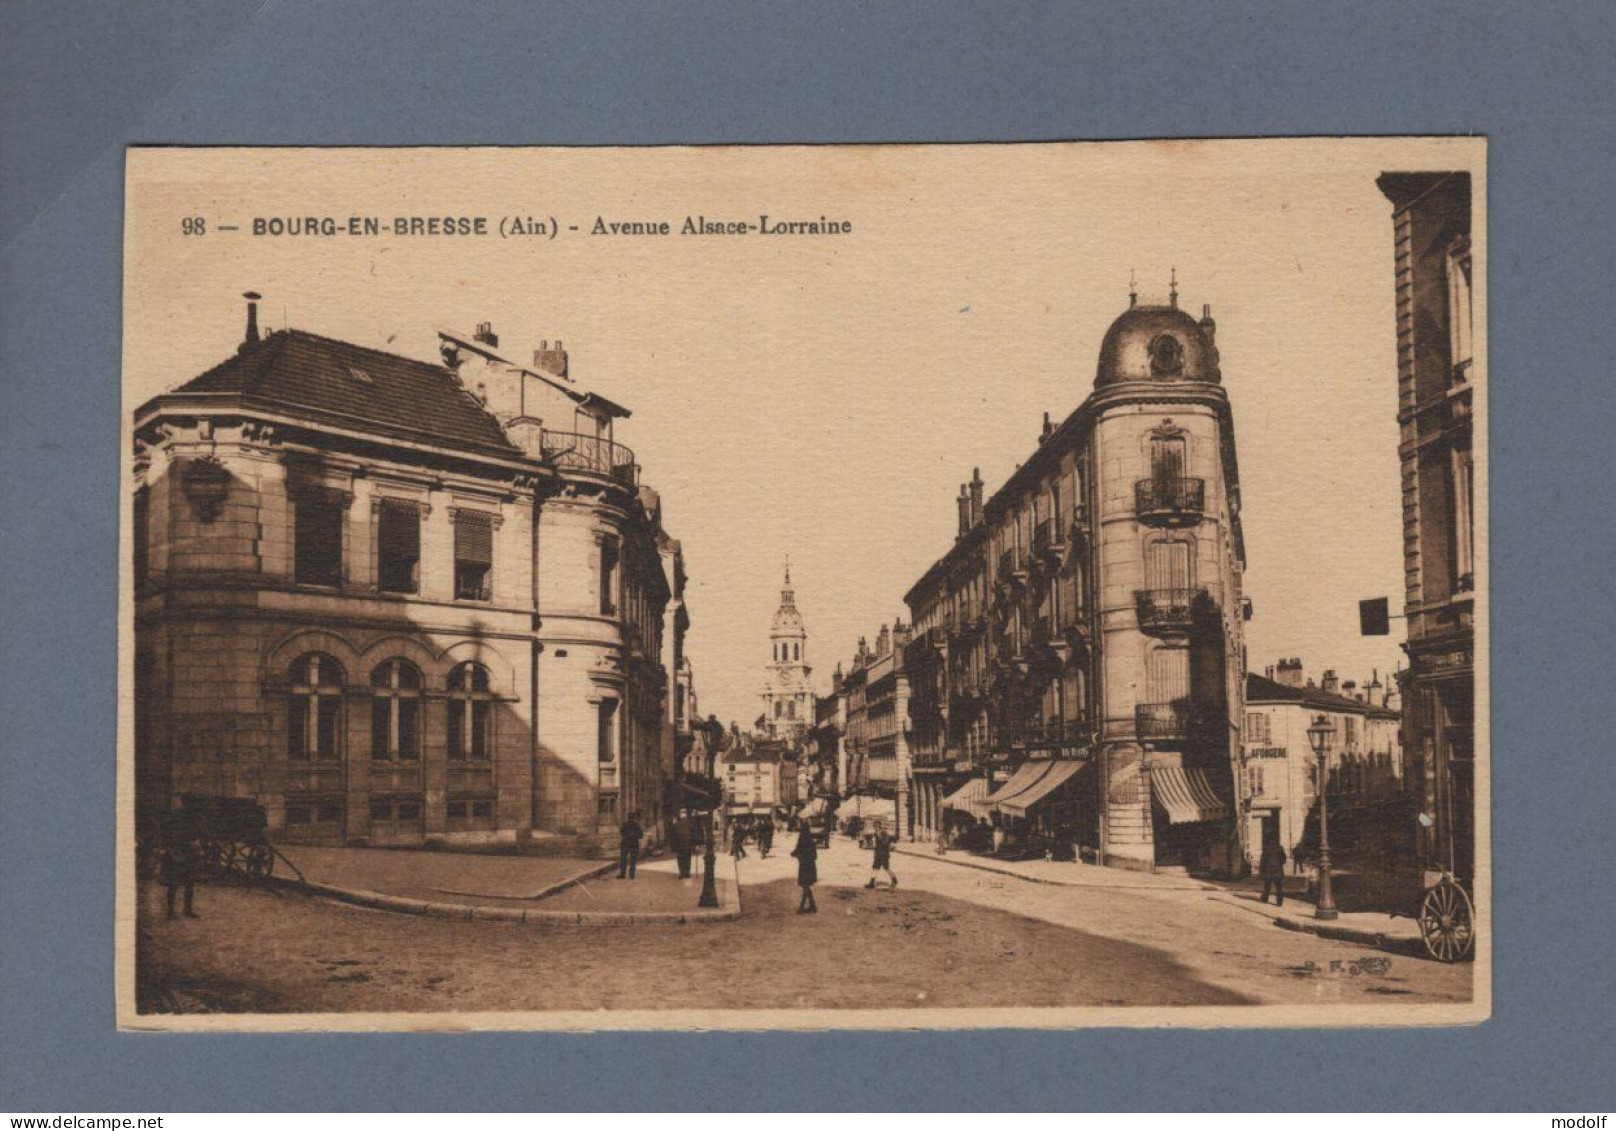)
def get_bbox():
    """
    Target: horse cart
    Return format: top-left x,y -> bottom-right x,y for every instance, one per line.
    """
137,794 -> 300,883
